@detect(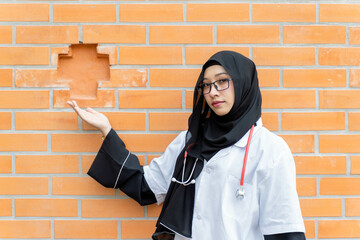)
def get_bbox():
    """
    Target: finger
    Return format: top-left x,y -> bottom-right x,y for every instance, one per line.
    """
86,107 -> 97,113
